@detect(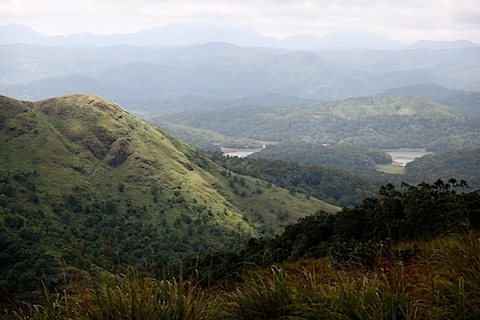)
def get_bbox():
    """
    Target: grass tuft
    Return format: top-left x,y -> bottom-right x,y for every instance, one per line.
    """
3,269 -> 220,320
